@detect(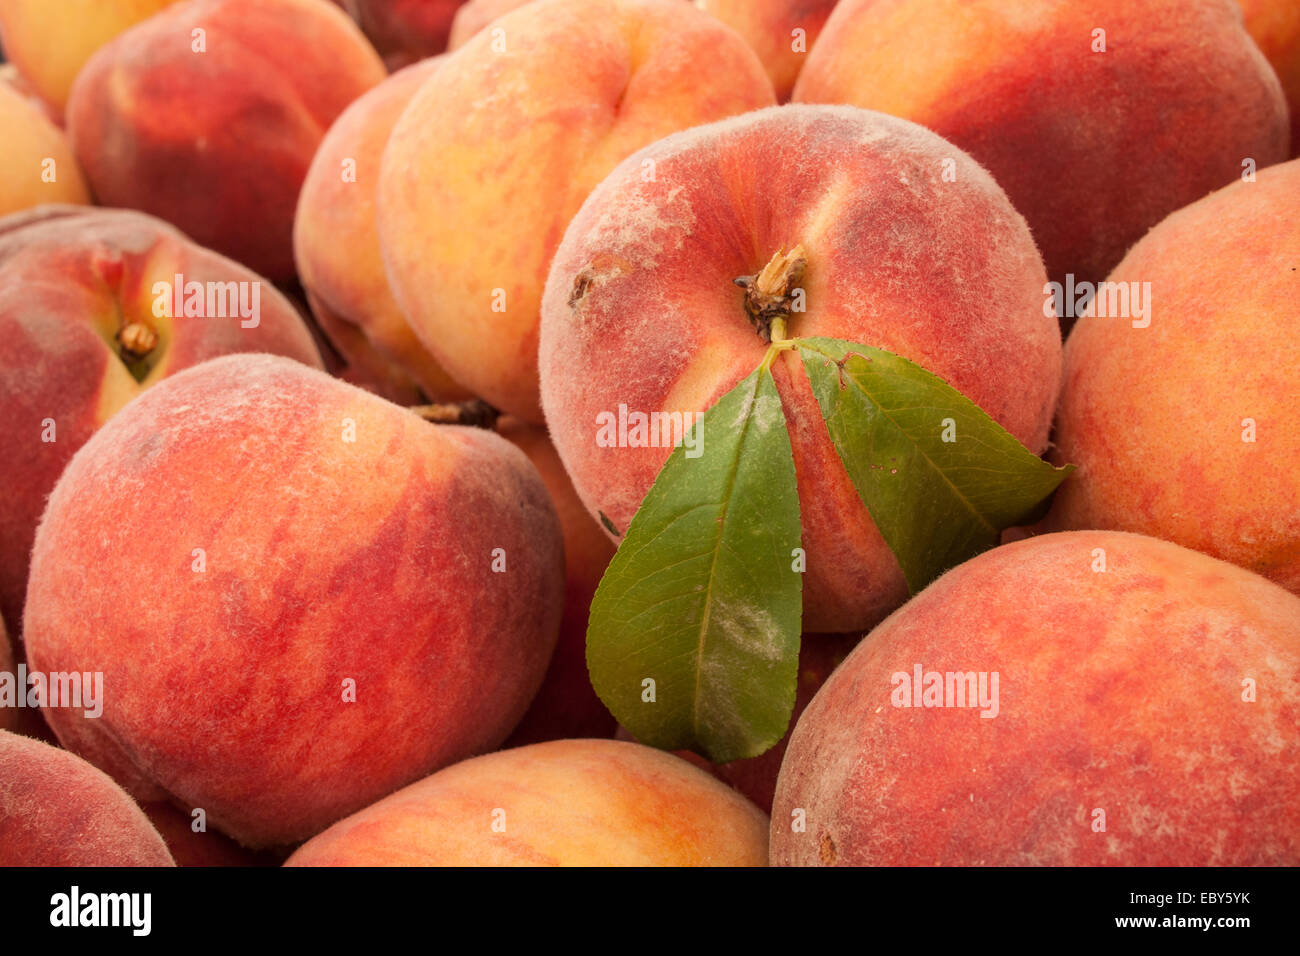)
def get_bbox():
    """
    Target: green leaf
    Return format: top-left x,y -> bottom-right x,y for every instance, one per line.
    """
586,367 -> 803,764
798,337 -> 1073,594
